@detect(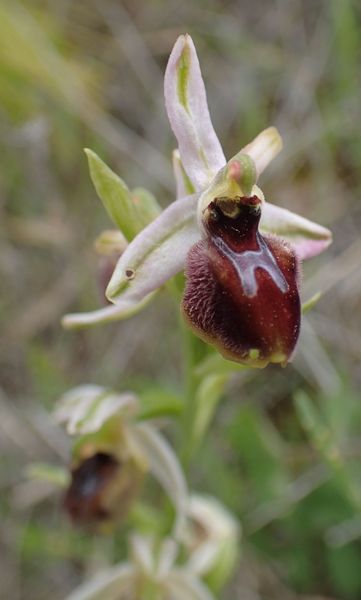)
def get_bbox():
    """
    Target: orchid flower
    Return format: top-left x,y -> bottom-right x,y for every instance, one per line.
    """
183,494 -> 240,591
54,385 -> 188,534
63,34 -> 331,366
65,535 -> 216,600
64,497 -> 240,599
